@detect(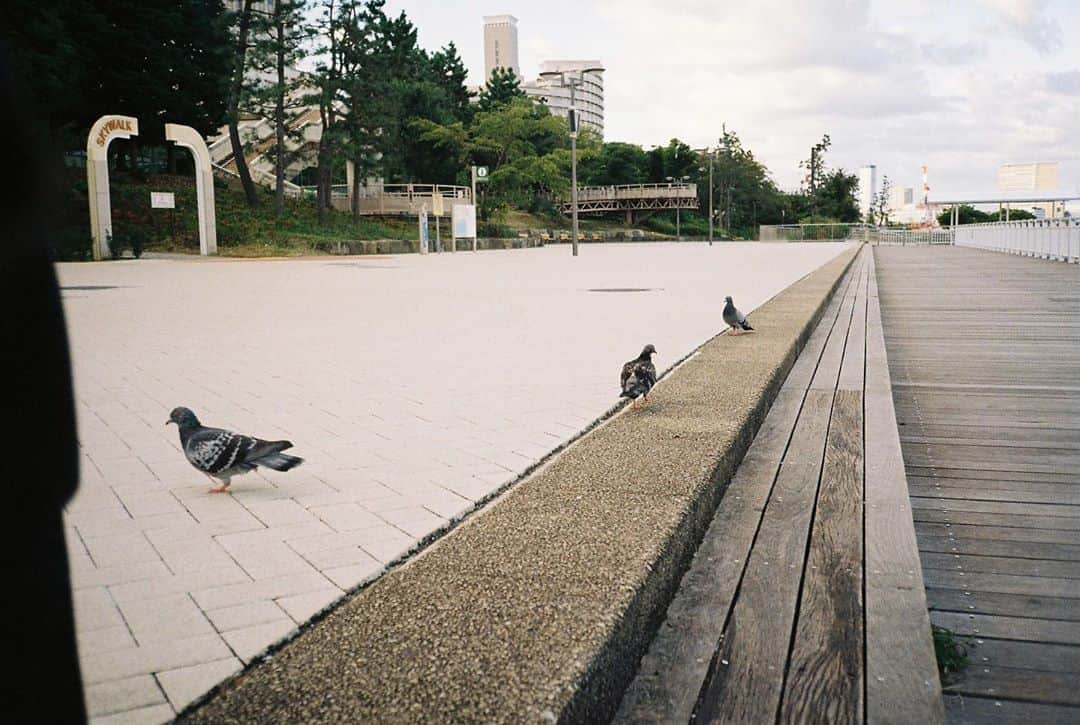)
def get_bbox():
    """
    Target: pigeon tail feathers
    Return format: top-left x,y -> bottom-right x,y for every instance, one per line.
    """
256,452 -> 304,471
